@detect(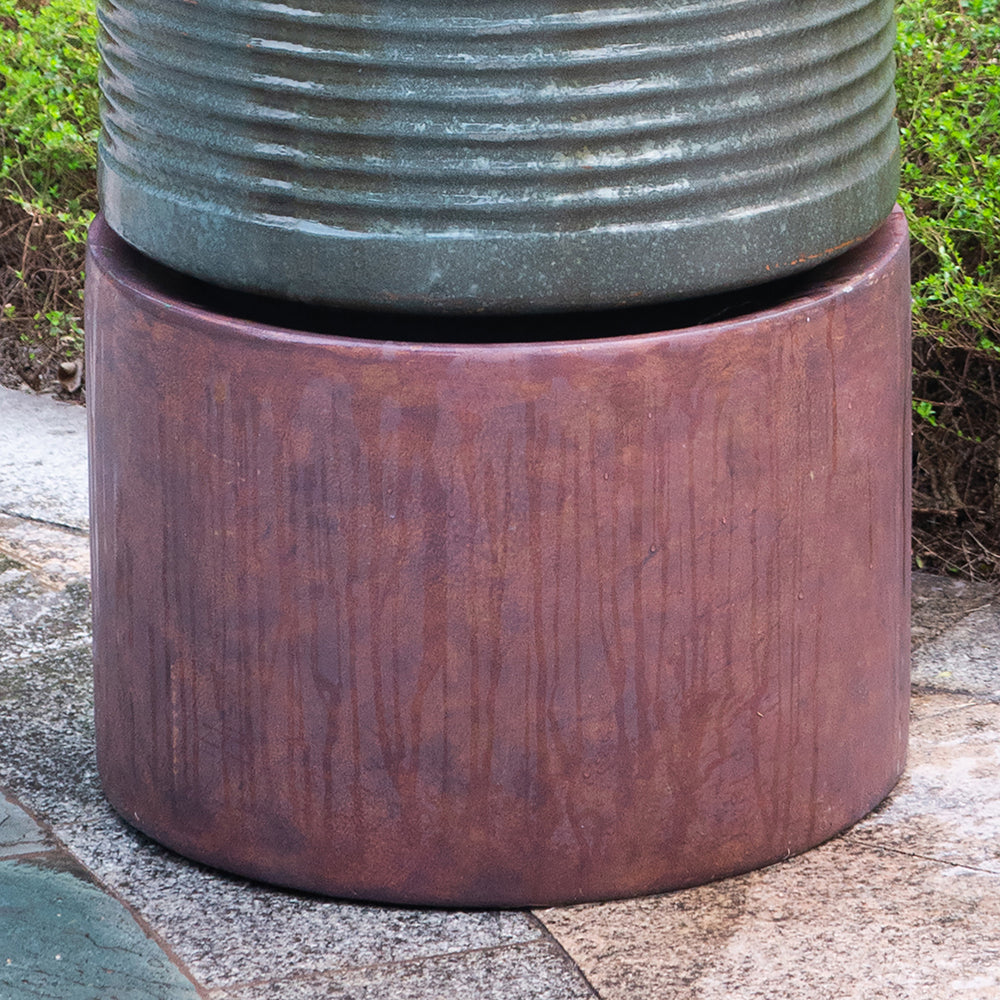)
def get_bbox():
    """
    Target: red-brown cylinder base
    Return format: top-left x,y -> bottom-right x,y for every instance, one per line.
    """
86,210 -> 911,907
